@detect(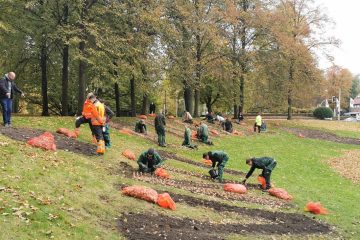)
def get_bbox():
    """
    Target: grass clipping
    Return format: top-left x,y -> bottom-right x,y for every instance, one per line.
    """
326,150 -> 360,184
